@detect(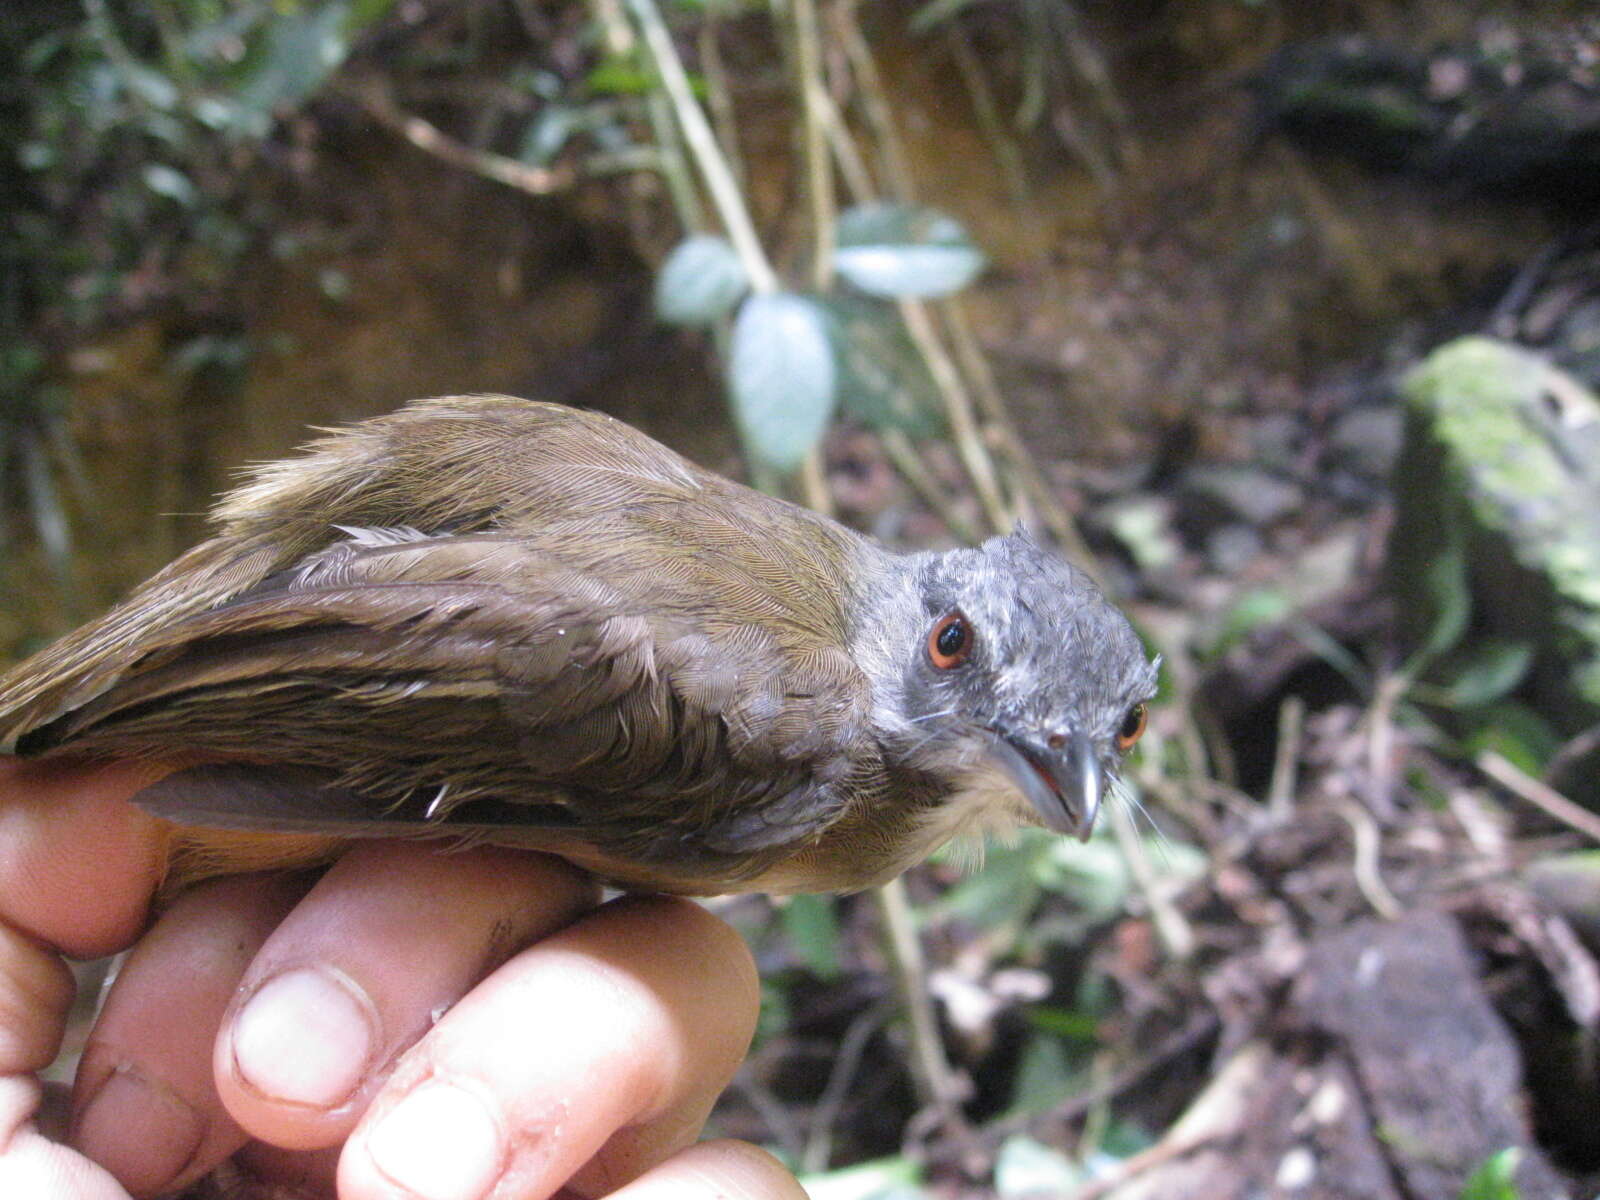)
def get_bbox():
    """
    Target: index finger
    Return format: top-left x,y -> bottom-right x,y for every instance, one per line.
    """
0,759 -> 172,959
338,896 -> 760,1200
